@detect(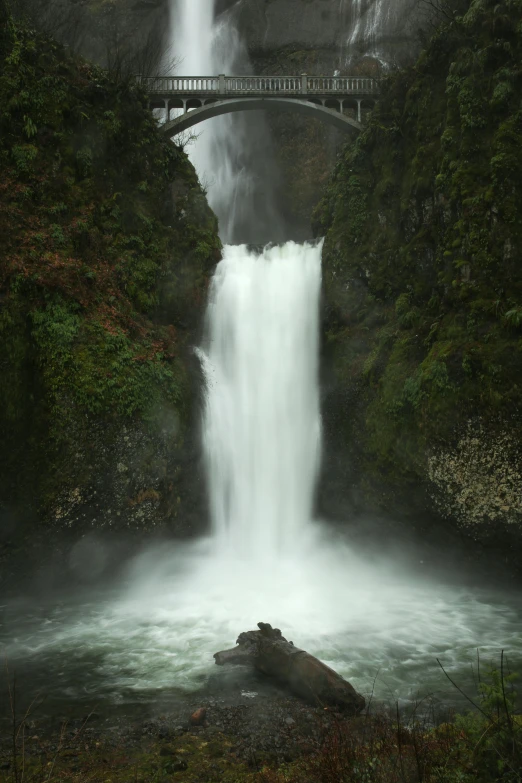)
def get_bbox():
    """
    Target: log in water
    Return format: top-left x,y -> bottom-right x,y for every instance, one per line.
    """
215,622 -> 365,714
